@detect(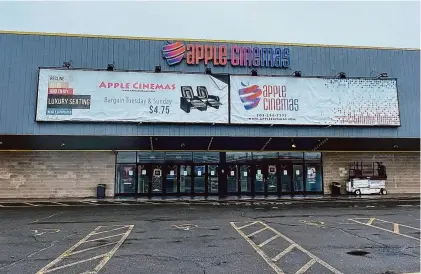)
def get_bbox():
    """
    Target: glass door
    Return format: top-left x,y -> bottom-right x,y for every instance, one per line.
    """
227,165 -> 239,194
254,164 -> 265,195
151,164 -> 164,194
116,164 -> 136,194
240,165 -> 251,194
179,165 -> 192,194
193,165 -> 206,194
137,164 -> 151,195
165,164 -> 178,194
208,165 -> 219,194
279,163 -> 292,194
266,164 -> 278,195
293,165 -> 304,193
